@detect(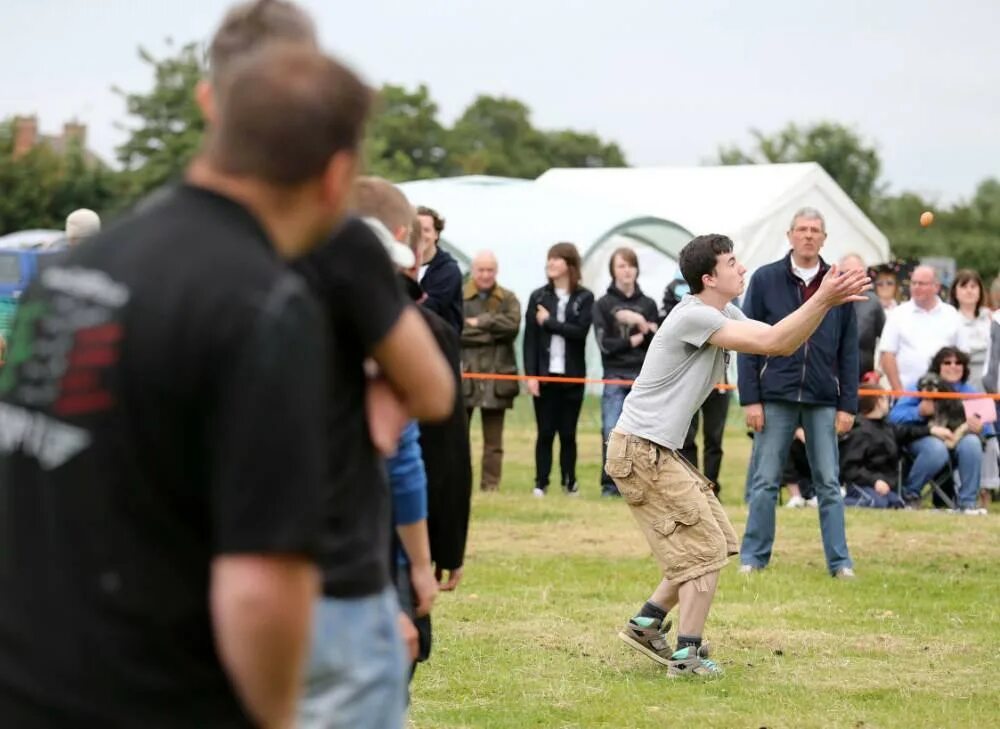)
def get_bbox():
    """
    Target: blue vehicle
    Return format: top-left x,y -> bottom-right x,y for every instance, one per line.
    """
0,230 -> 67,340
